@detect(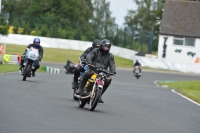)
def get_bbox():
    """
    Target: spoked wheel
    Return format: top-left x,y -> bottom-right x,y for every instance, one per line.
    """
22,64 -> 31,81
89,87 -> 101,111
